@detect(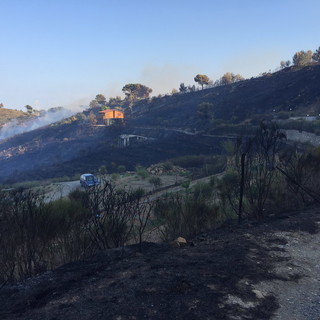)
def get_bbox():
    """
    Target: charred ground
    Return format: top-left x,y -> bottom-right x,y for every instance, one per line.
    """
1,208 -> 319,320
1,64 -> 320,183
